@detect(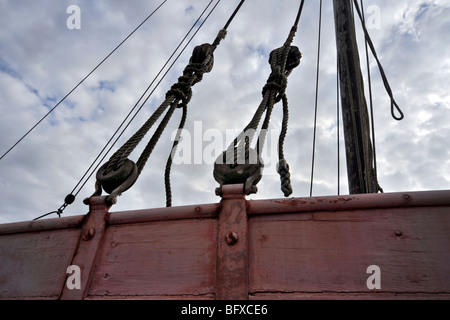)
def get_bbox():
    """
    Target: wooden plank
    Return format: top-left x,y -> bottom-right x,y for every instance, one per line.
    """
87,219 -> 217,298
216,184 -> 249,300
249,206 -> 450,294
247,190 -> 450,215
250,292 -> 450,300
109,203 -> 219,225
85,294 -> 215,300
60,196 -> 110,300
0,229 -> 80,299
0,215 -> 84,236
